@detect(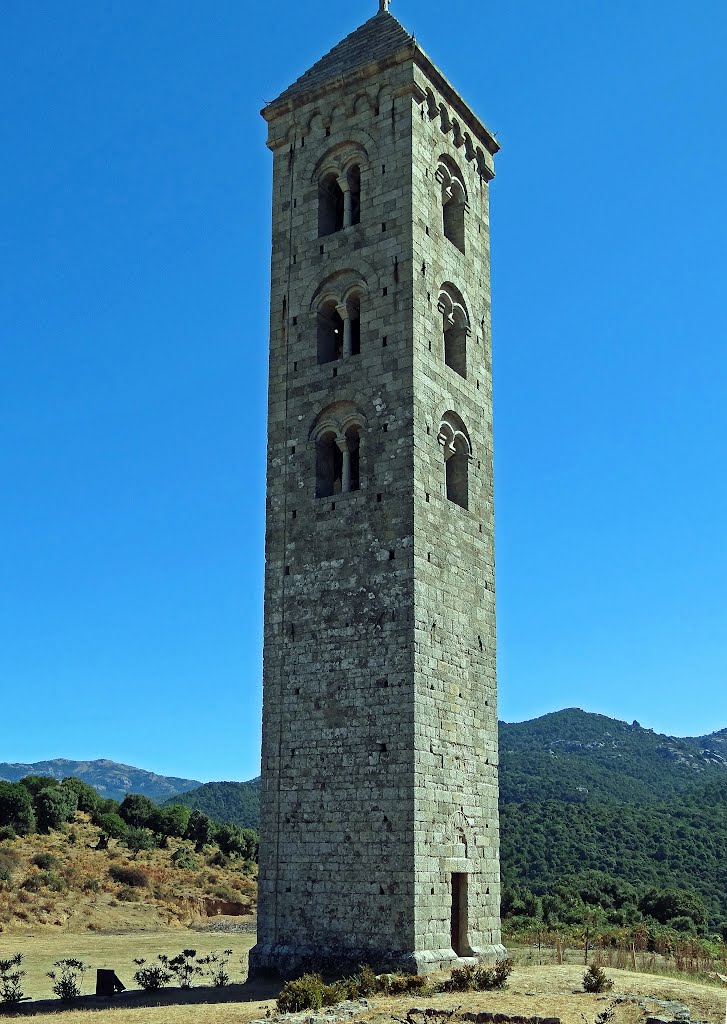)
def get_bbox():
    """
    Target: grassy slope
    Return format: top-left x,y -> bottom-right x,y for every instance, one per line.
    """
0,817 -> 256,934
